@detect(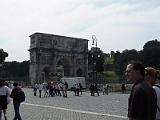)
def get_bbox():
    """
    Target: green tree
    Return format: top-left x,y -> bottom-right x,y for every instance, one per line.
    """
96,51 -> 105,73
114,49 -> 139,75
0,61 -> 29,80
139,47 -> 160,69
139,39 -> 160,68
143,39 -> 160,49
88,50 -> 105,73
18,61 -> 29,77
0,49 -> 8,64
113,51 -> 121,74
